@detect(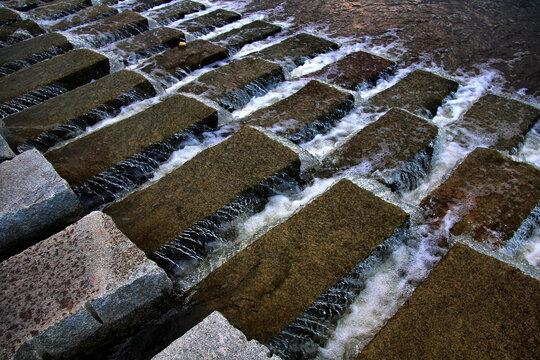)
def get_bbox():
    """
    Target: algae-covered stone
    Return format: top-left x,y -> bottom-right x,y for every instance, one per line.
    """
26,0 -> 92,21
357,242 -> 540,360
105,126 -> 300,253
177,9 -> 241,36
0,20 -> 44,46
148,0 -> 206,25
211,20 -> 282,52
50,4 -> 118,31
0,8 -> 21,26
